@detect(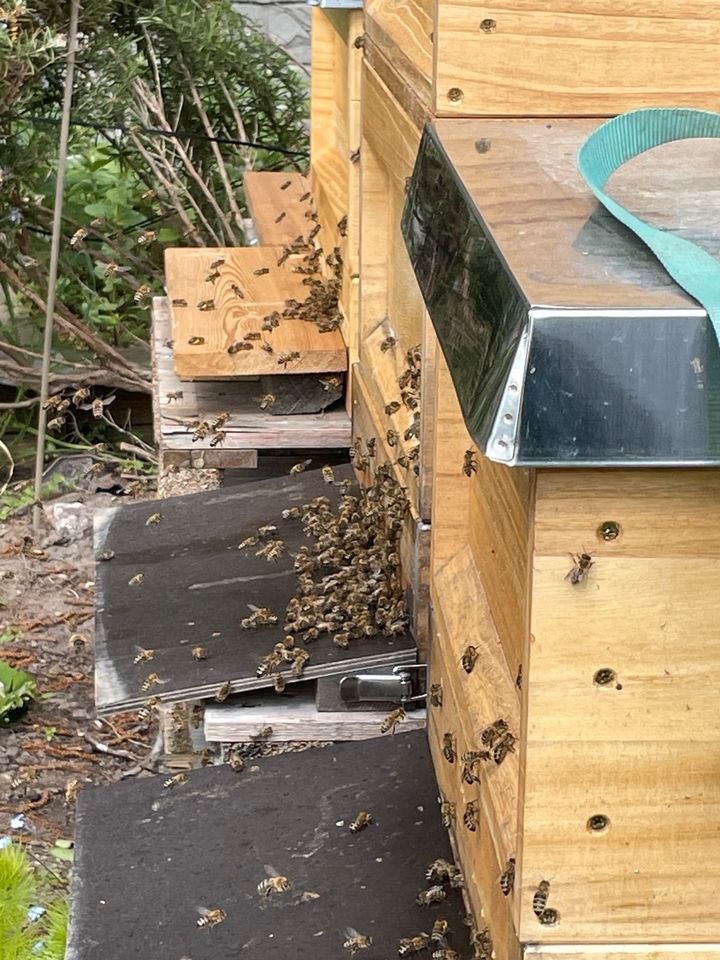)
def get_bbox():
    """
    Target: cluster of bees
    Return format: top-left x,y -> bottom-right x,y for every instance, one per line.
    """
189,410 -> 229,447
377,339 -> 422,476
43,387 -> 112,433
254,462 -> 409,688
